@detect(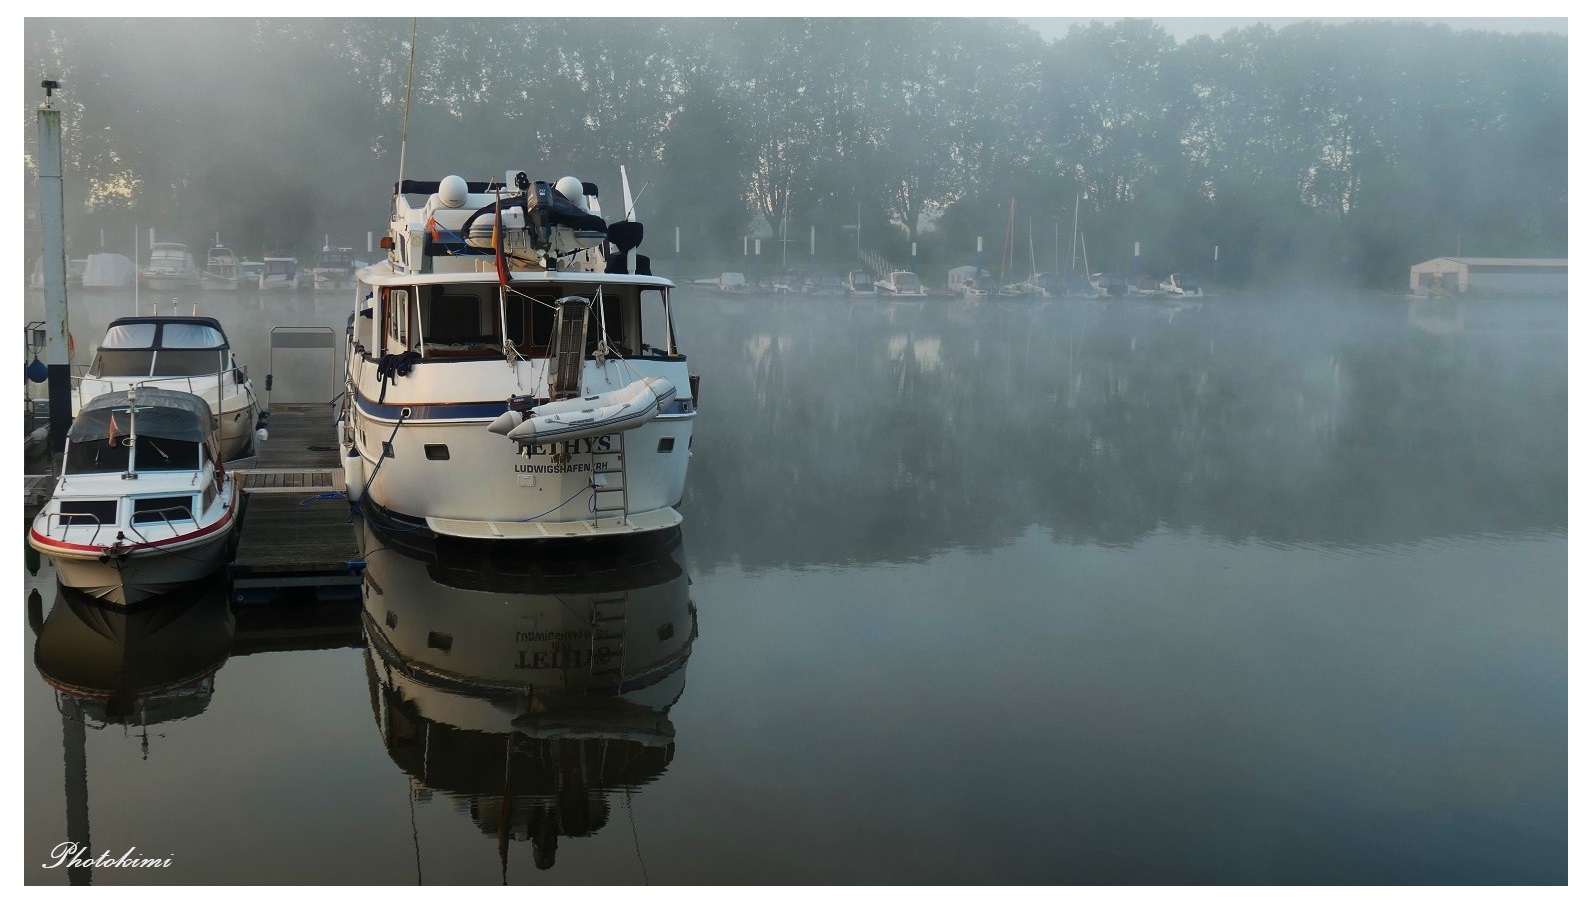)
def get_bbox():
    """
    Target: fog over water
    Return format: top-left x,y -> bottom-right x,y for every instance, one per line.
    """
21,285 -> 1566,884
